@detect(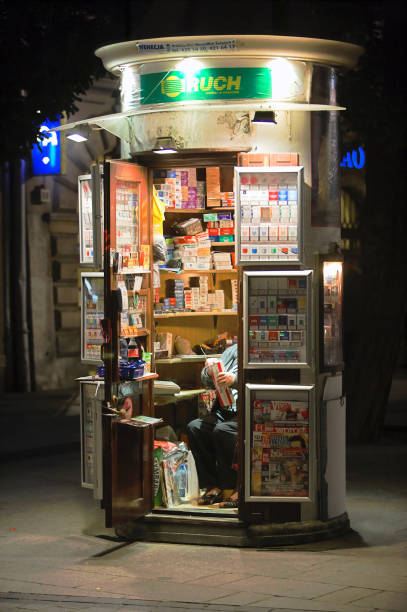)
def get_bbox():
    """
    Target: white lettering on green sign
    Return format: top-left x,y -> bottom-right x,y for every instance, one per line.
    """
141,68 -> 272,104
